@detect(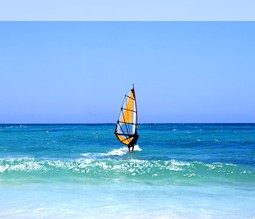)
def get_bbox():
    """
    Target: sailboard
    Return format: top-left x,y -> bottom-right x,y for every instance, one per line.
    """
114,85 -> 139,149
